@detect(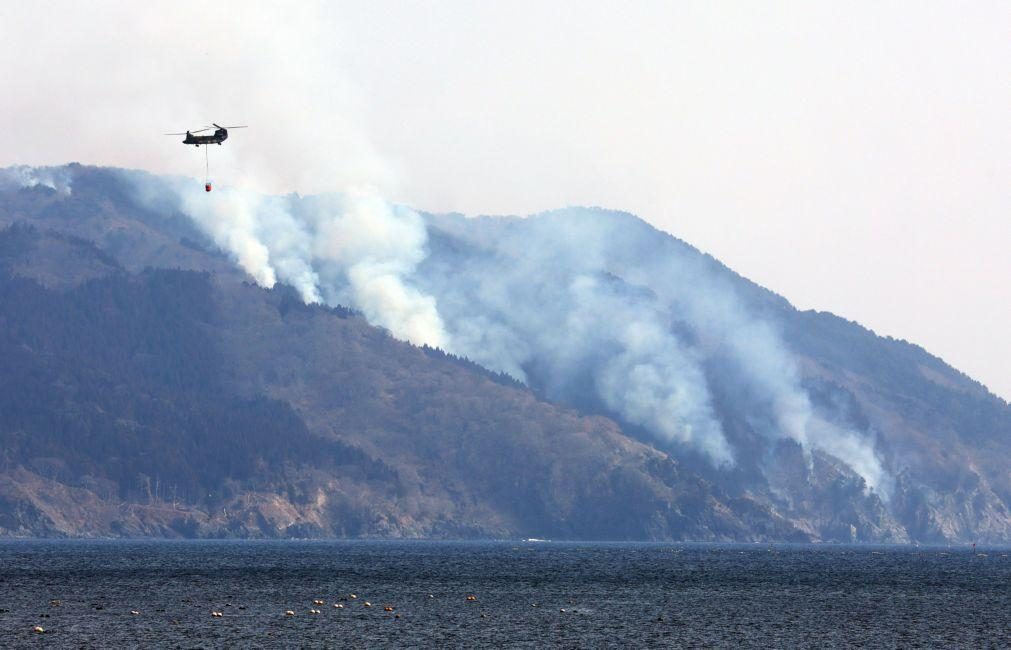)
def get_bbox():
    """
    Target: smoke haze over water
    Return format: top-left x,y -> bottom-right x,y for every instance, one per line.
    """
127,175 -> 891,495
